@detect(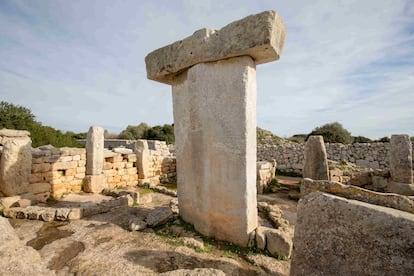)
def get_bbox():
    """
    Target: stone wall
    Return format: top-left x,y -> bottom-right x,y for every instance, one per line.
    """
30,146 -> 86,200
103,151 -> 138,189
136,140 -> 176,185
258,142 -> 414,173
